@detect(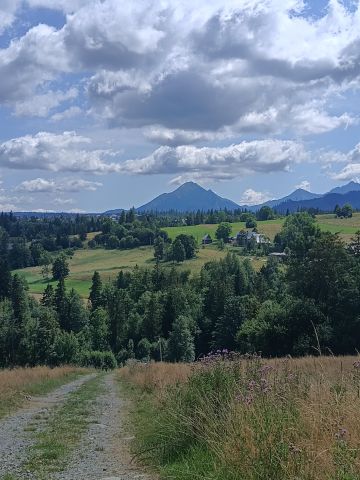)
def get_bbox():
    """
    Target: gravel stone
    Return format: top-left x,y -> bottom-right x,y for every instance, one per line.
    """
0,373 -> 96,479
54,373 -> 153,480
